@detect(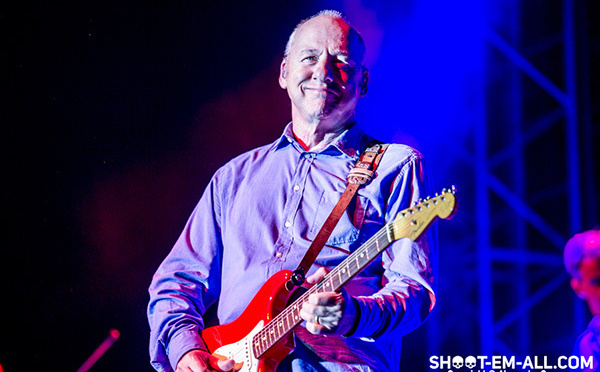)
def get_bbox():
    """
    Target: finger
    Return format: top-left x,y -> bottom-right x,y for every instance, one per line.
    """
209,355 -> 236,371
300,300 -> 333,318
300,302 -> 342,325
216,358 -> 236,371
305,318 -> 329,334
177,350 -> 214,372
299,304 -> 317,323
307,292 -> 344,307
306,267 -> 329,285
